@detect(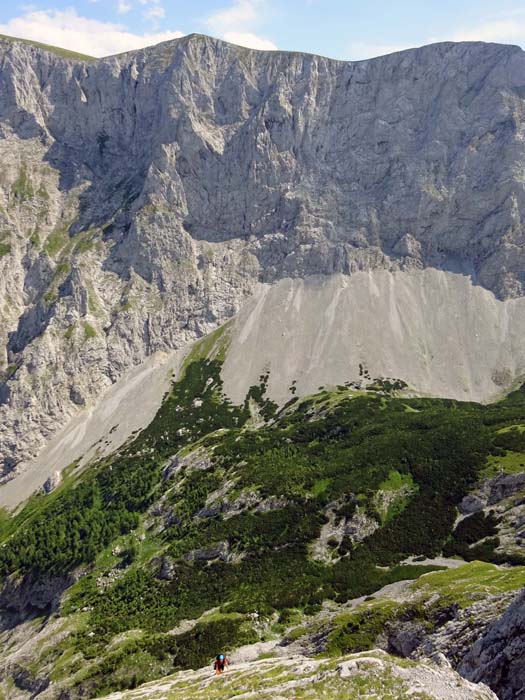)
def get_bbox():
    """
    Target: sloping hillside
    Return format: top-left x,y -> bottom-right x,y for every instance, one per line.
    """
98,649 -> 498,700
0,339 -> 523,698
1,35 -> 525,480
